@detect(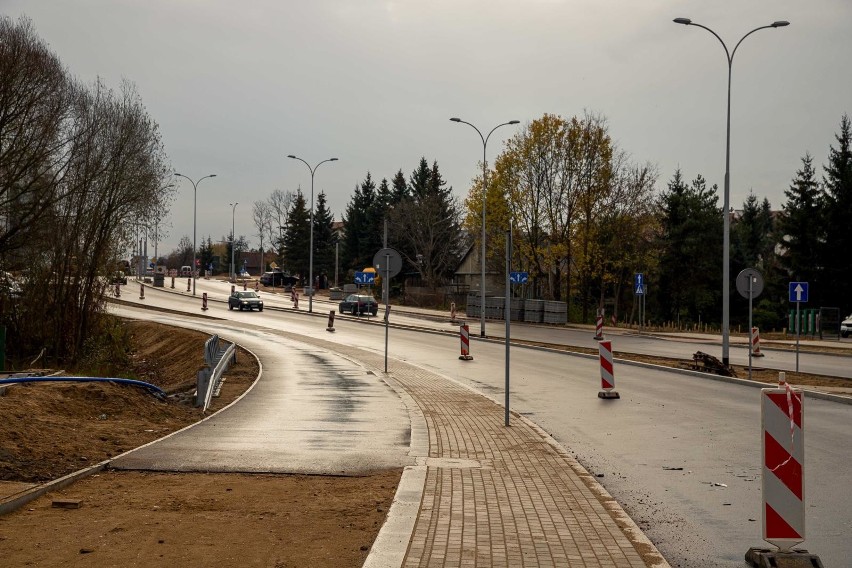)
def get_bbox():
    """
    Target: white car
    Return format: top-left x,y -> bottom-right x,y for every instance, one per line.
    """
842,314 -> 852,338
